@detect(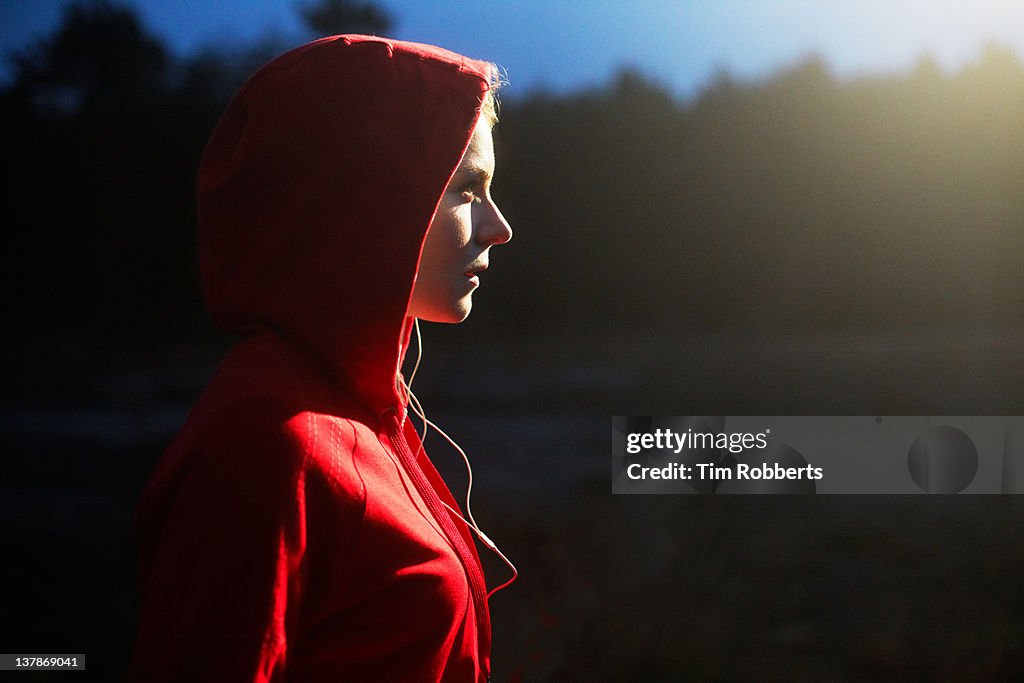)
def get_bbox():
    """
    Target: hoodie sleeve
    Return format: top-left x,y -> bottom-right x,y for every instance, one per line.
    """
129,398 -> 310,683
